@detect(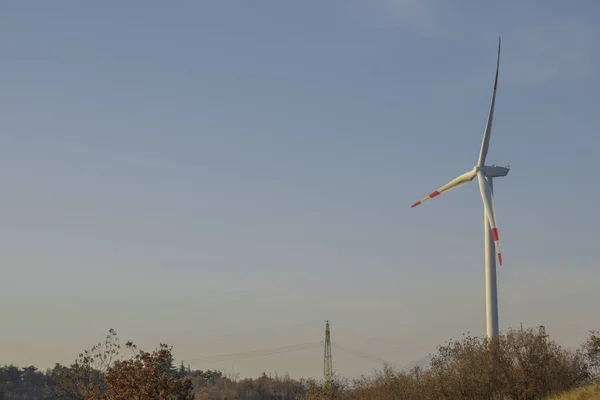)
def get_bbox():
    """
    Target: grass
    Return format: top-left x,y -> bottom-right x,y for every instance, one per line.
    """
549,381 -> 600,400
